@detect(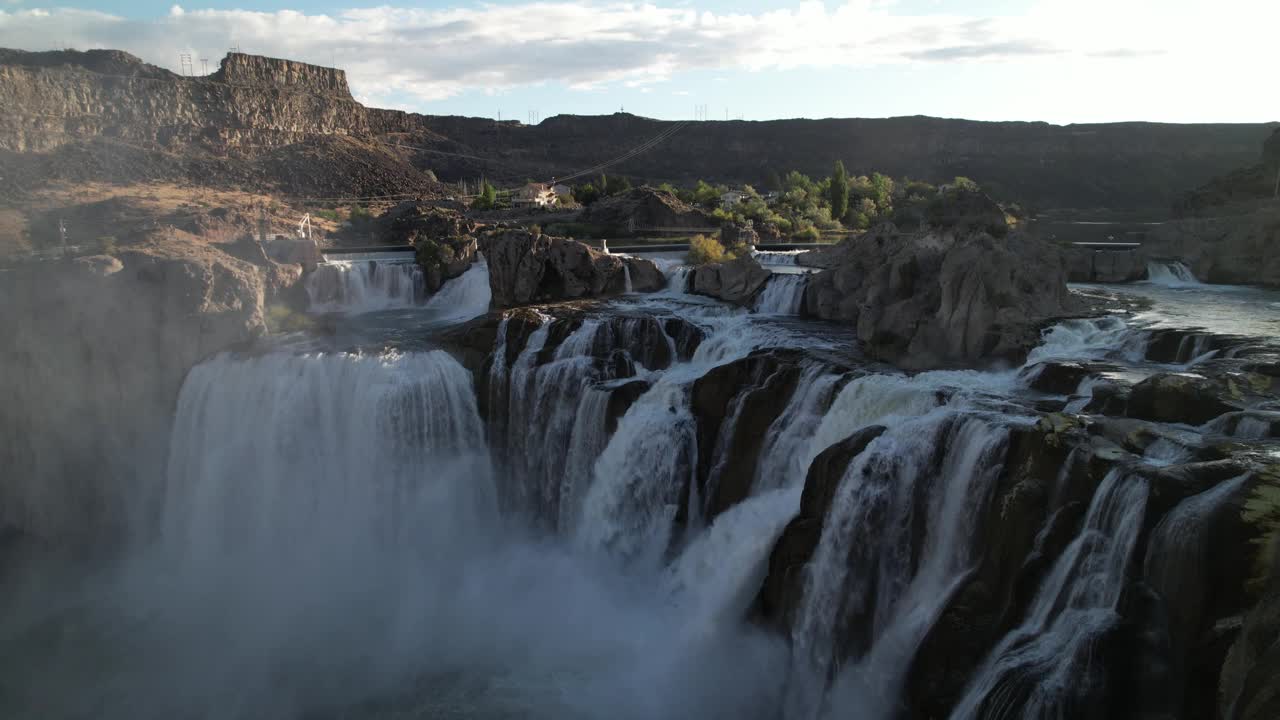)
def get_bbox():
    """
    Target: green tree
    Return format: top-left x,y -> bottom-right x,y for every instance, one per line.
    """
574,183 -> 601,205
473,181 -> 499,210
869,173 -> 895,214
950,176 -> 980,194
828,161 -> 849,223
692,180 -> 720,208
